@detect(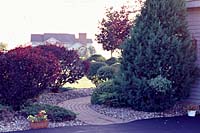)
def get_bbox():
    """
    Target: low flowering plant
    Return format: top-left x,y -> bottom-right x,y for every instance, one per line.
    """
186,104 -> 199,111
27,110 -> 48,122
